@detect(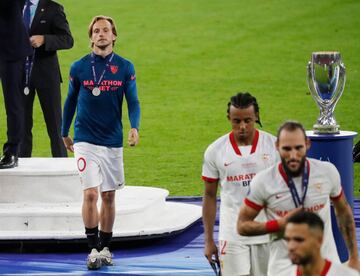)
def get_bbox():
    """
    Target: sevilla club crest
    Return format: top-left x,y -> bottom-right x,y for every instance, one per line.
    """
110,65 -> 118,74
